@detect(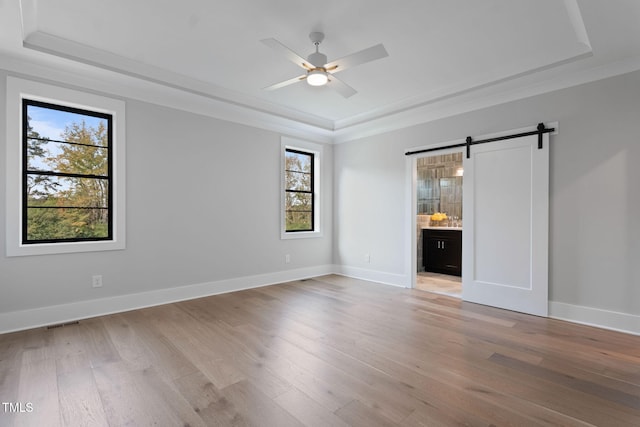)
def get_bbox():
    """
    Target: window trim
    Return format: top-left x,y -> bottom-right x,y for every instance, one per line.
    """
281,137 -> 322,239
6,77 -> 126,256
